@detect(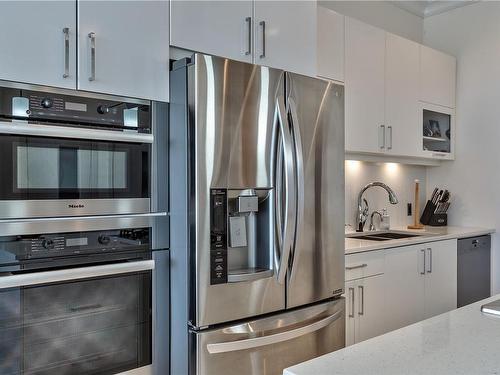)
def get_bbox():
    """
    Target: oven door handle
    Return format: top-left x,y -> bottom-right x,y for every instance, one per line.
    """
0,260 -> 154,290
